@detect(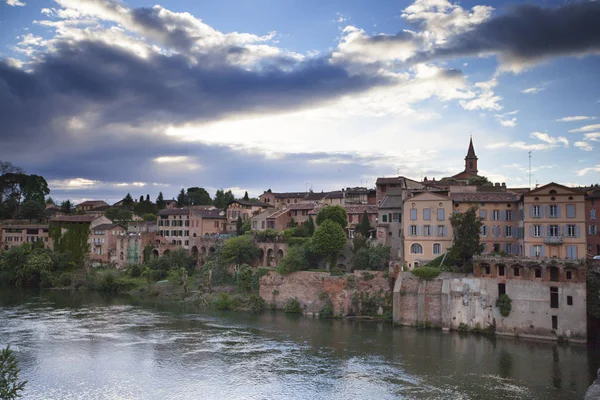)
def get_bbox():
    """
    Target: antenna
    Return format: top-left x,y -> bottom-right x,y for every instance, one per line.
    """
528,151 -> 532,190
